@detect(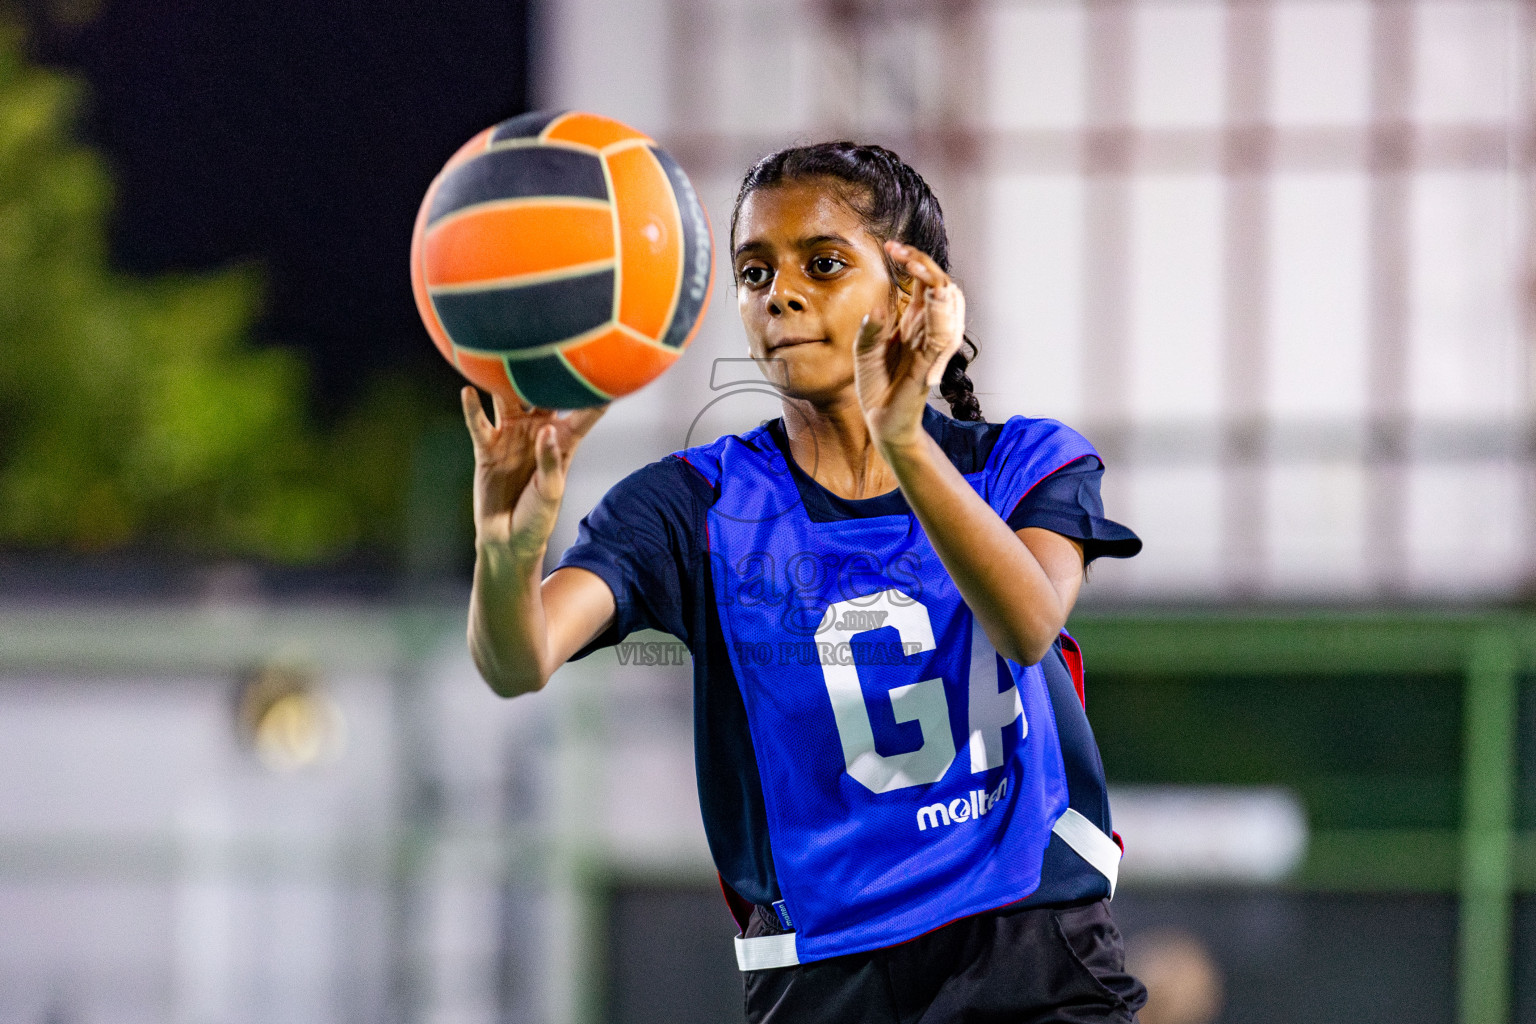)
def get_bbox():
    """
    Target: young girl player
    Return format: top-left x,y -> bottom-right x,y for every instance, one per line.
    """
462,142 -> 1147,1022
